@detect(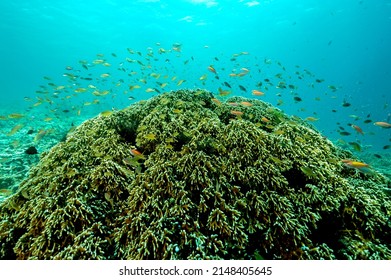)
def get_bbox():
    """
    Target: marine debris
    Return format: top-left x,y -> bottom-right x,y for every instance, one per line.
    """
0,89 -> 390,260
